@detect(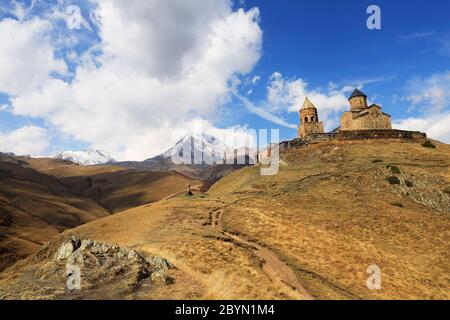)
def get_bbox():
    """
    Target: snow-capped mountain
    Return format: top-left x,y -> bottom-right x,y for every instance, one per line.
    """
53,149 -> 115,165
160,133 -> 256,165
113,133 -> 256,181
